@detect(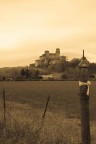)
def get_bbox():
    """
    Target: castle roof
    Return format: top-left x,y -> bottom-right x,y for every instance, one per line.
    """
41,53 -> 55,57
50,53 -> 55,56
